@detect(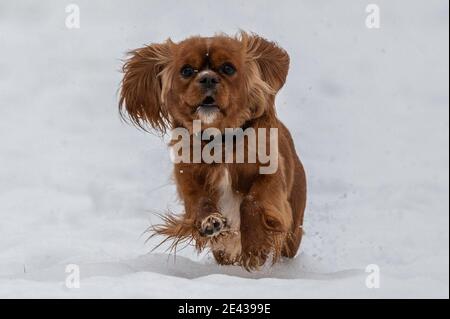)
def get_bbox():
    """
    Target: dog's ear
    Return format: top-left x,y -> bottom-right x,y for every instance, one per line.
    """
242,33 -> 290,92
119,40 -> 174,133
